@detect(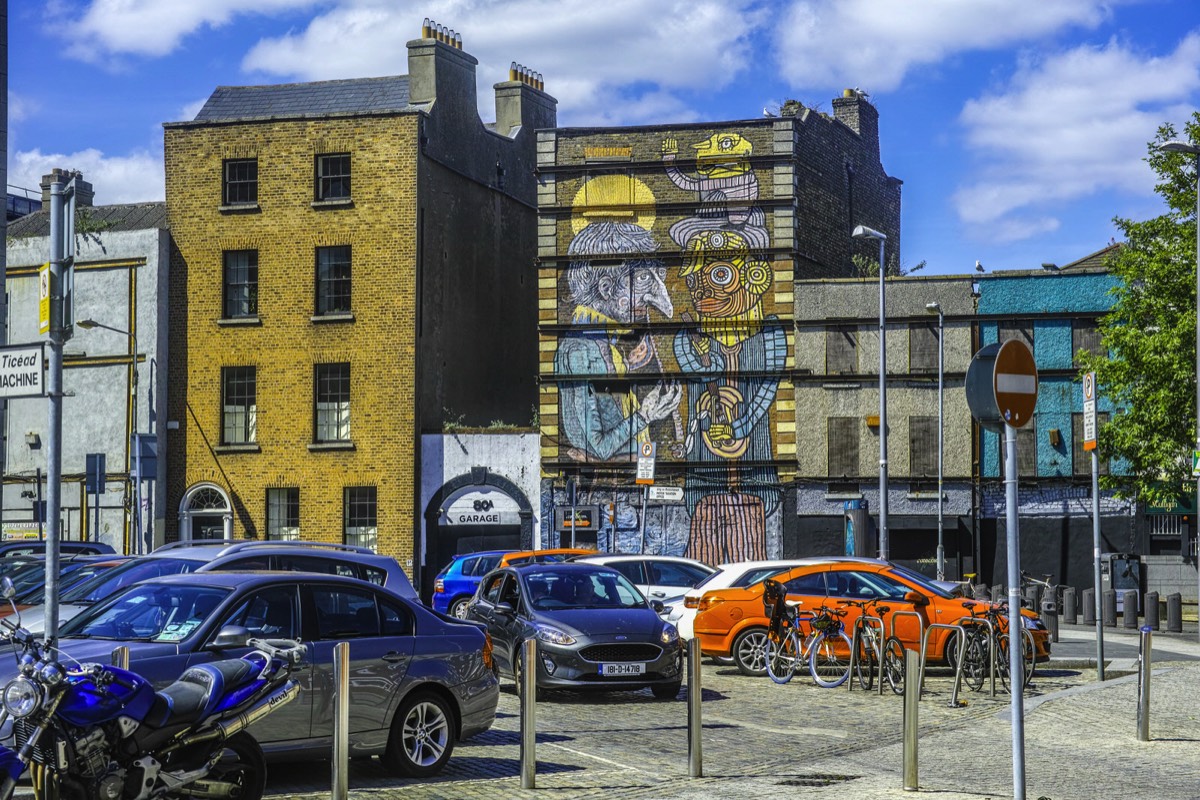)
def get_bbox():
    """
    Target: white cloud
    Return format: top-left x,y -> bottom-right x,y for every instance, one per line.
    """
10,148 -> 164,205
953,34 -> 1200,232
771,0 -> 1127,93
64,0 -> 320,61
239,0 -> 764,125
179,97 -> 209,123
